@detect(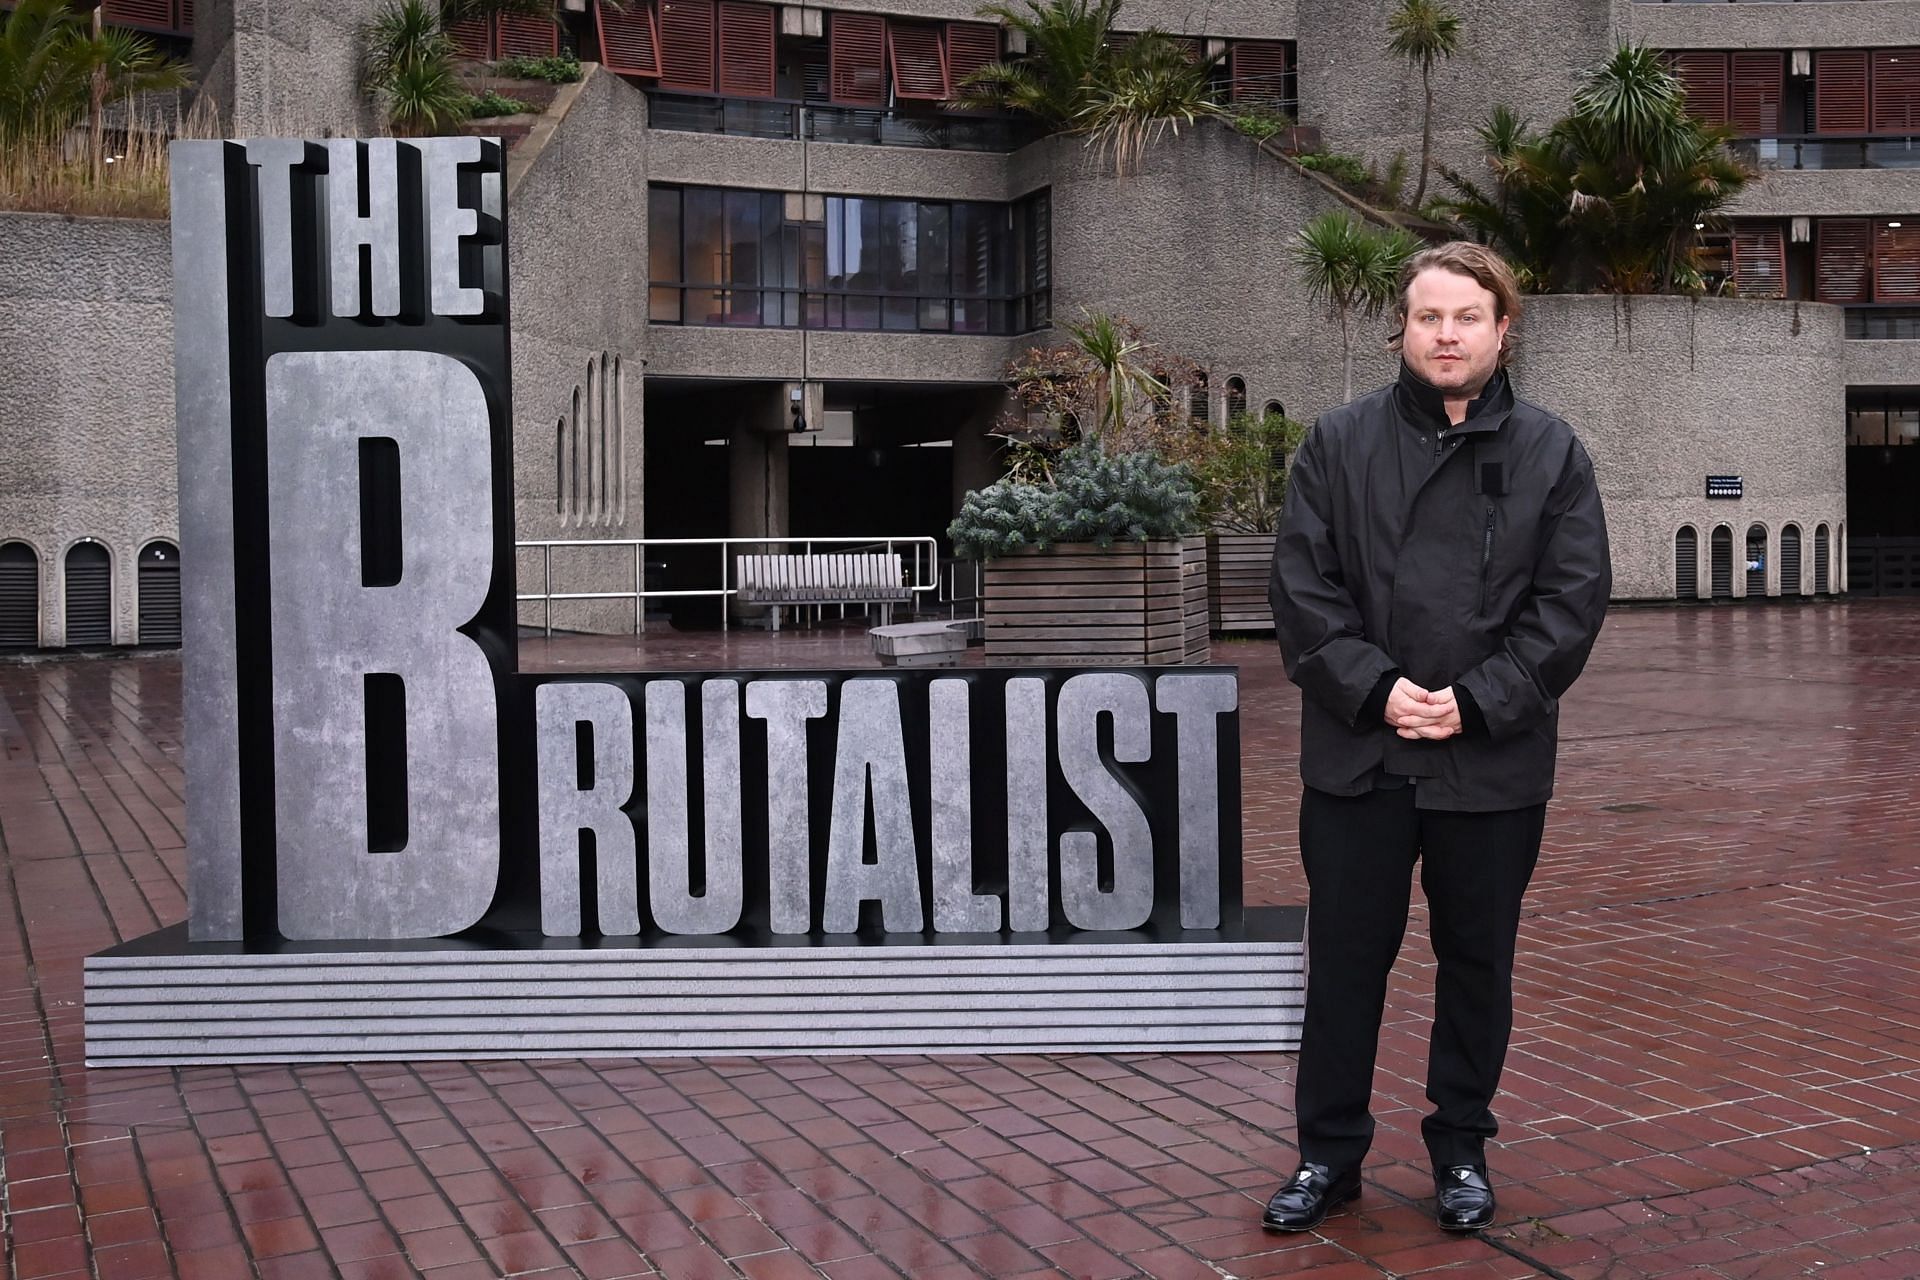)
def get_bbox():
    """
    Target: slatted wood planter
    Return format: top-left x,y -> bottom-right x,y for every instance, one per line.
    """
983,539 -> 1210,666
1207,533 -> 1277,632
